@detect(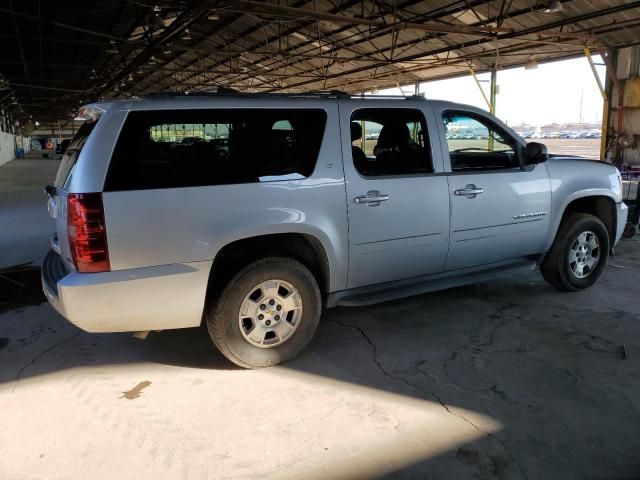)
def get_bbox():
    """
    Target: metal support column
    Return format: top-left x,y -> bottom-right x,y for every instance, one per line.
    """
601,49 -> 625,164
489,67 -> 498,151
360,91 -> 365,150
584,47 -> 609,160
489,67 -> 497,115
468,64 -> 492,111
